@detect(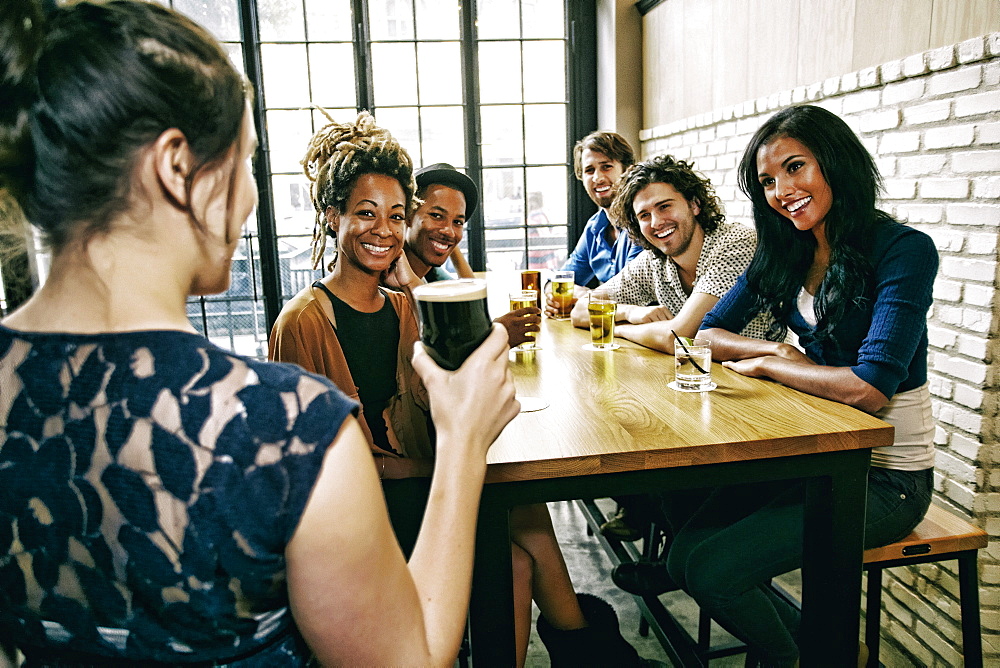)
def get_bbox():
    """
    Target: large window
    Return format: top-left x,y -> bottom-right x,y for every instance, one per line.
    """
163,0 -> 595,357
